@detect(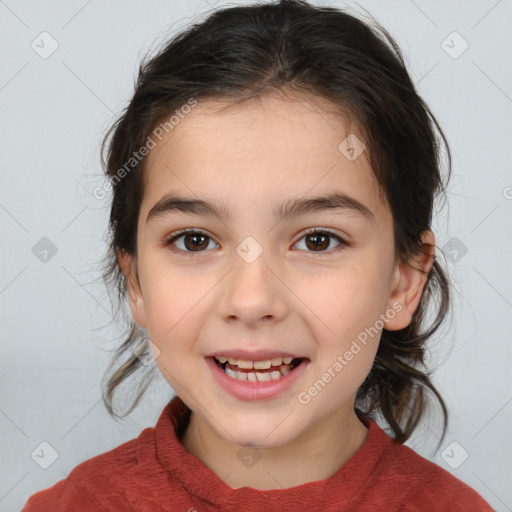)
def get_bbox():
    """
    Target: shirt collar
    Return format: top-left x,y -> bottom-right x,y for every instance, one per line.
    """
150,394 -> 392,508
